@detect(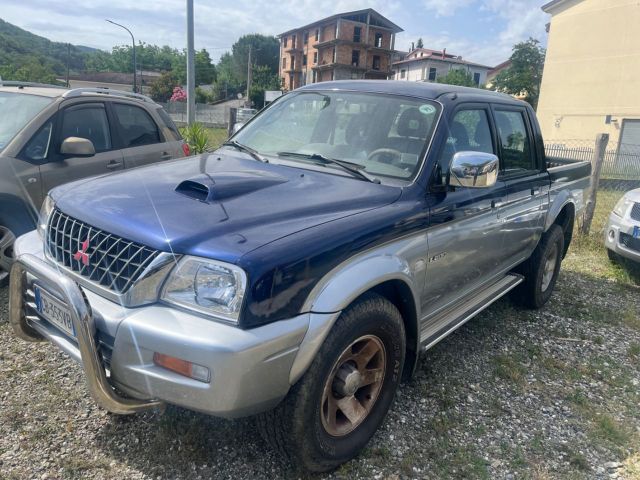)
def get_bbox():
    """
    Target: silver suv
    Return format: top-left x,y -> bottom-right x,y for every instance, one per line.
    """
0,82 -> 188,285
